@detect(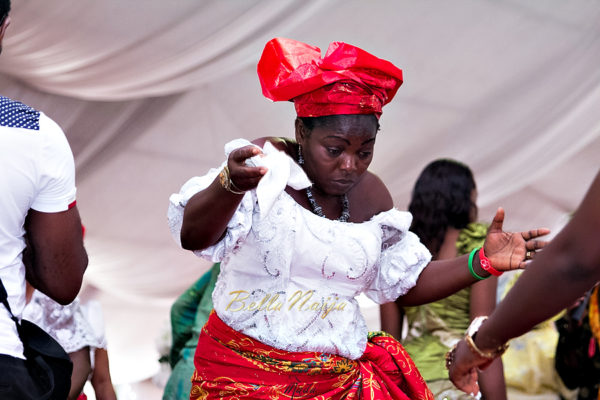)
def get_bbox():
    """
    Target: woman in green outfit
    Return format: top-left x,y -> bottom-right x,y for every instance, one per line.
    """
162,263 -> 220,400
380,159 -> 507,399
